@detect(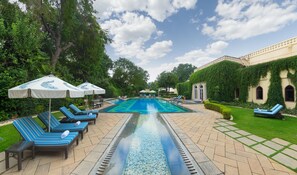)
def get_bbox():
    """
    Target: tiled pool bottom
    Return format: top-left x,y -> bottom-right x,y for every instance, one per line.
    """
95,113 -> 203,175
122,115 -> 170,174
